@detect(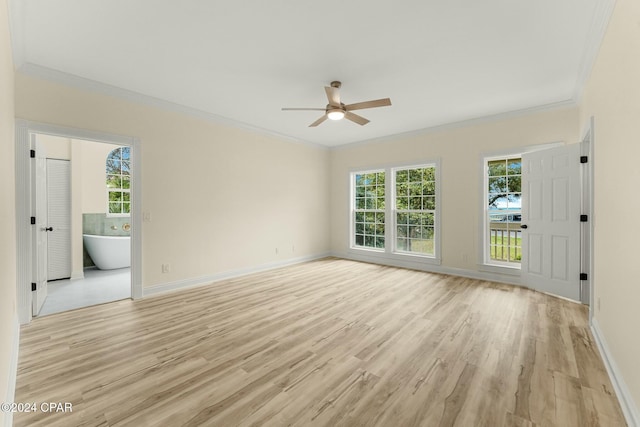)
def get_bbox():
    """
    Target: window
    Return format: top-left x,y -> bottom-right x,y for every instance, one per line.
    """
394,166 -> 436,256
106,146 -> 131,215
351,162 -> 439,261
353,171 -> 386,249
486,157 -> 521,265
